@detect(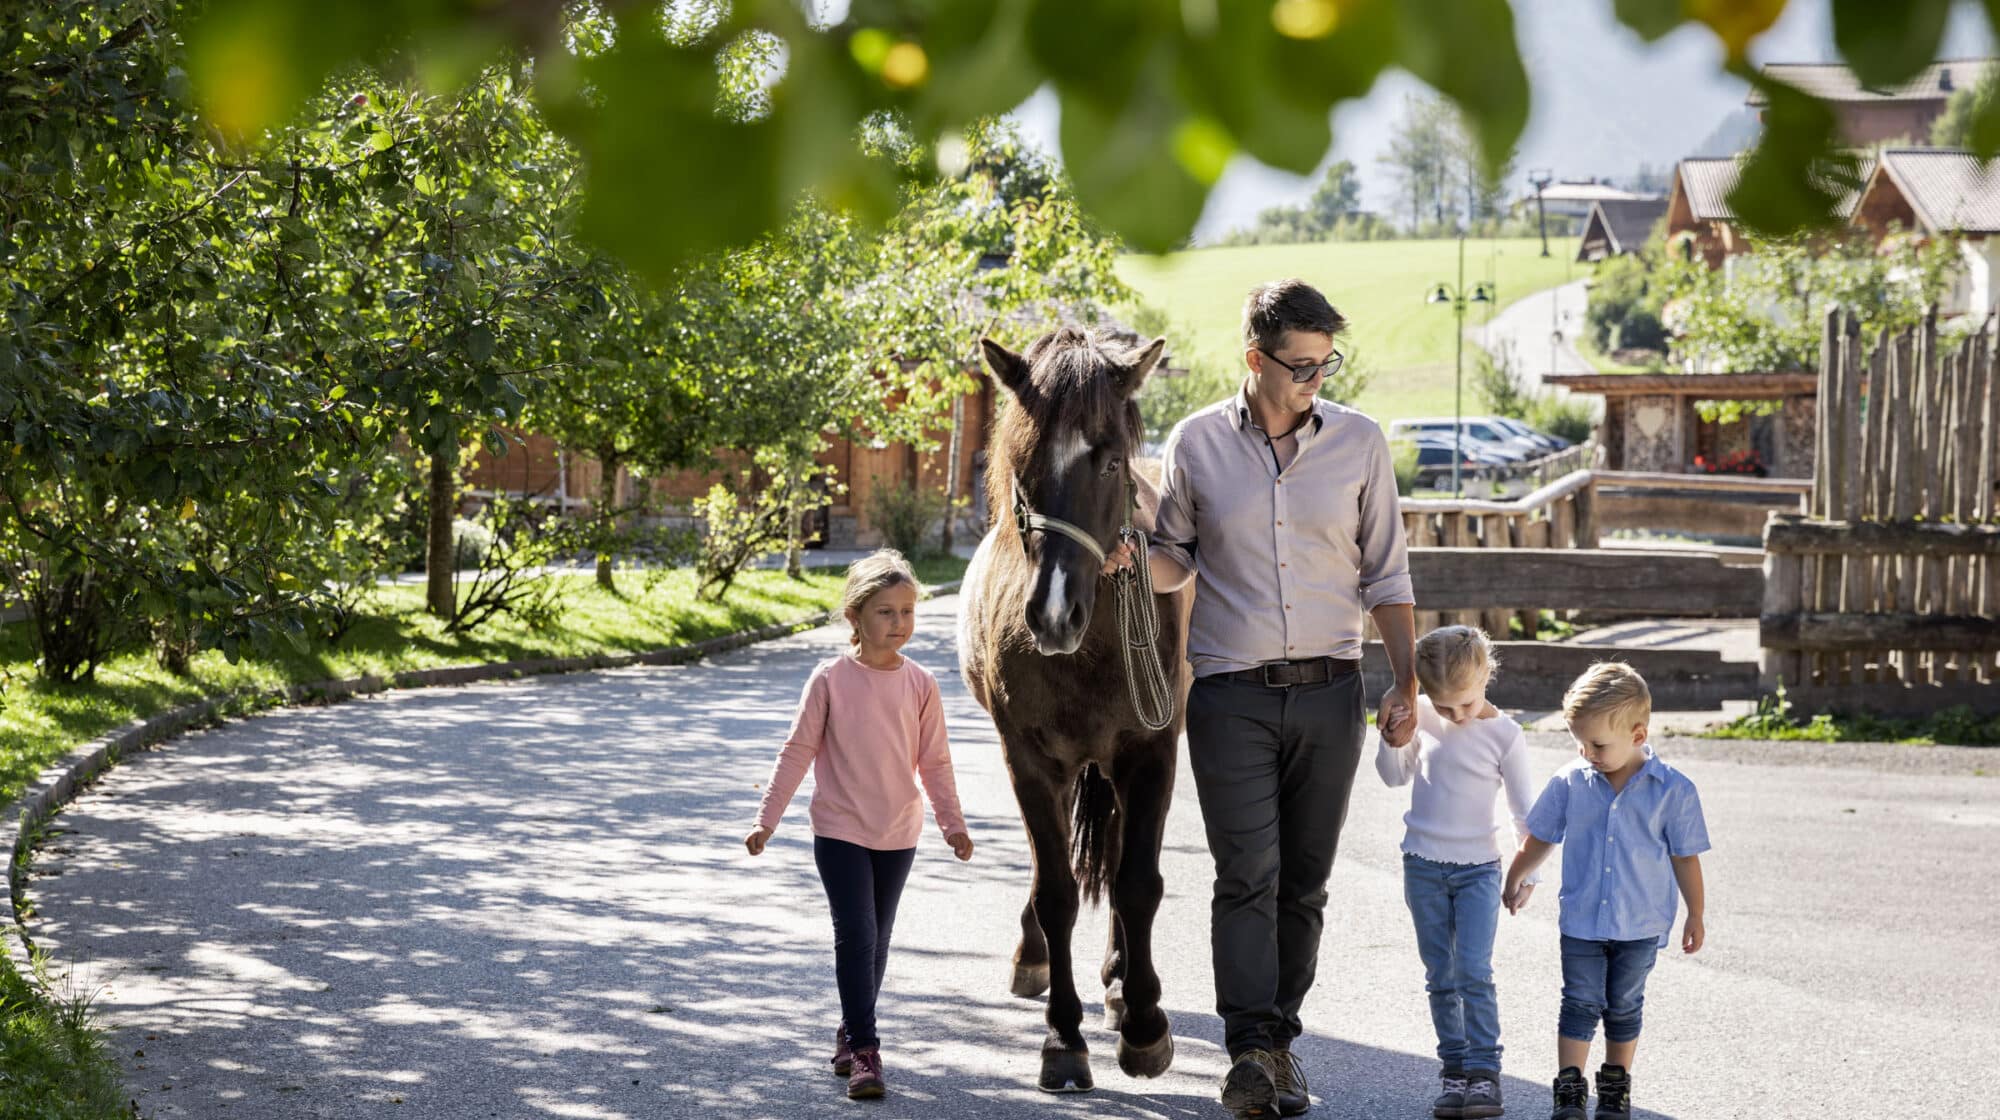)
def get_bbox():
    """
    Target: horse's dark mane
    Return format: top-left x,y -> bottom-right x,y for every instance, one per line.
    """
986,327 -> 1143,533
